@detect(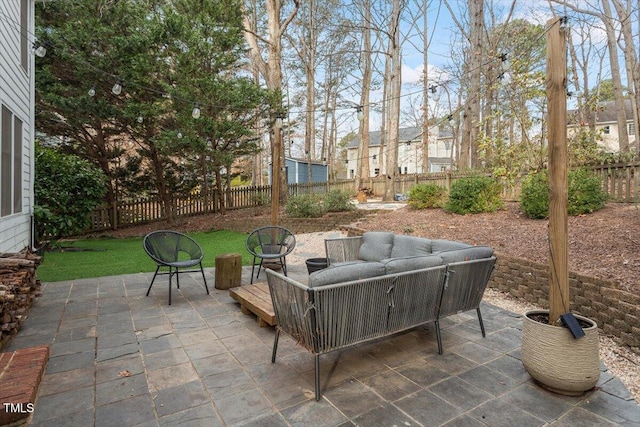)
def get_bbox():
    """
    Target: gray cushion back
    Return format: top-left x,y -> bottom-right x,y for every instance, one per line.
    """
308,261 -> 386,287
390,235 -> 432,258
438,246 -> 494,264
358,232 -> 395,262
431,239 -> 472,253
381,255 -> 443,275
